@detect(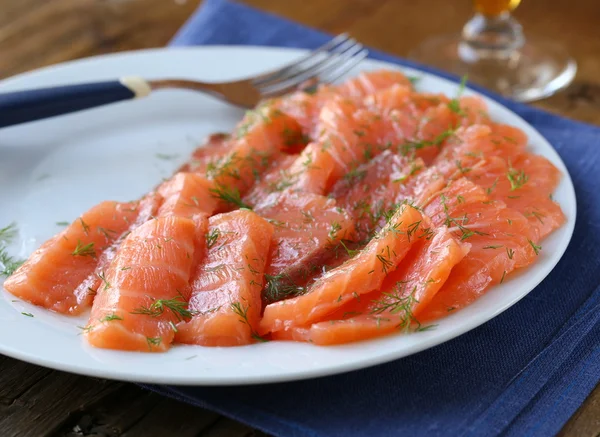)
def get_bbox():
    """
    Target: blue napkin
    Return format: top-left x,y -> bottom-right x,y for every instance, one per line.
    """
148,1 -> 600,436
